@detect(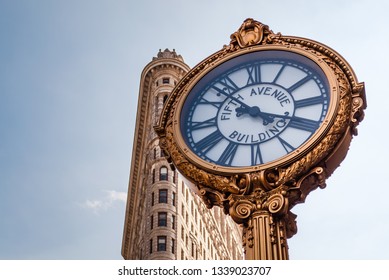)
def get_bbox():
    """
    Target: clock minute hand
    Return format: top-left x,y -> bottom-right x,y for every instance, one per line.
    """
212,86 -> 253,110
